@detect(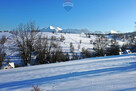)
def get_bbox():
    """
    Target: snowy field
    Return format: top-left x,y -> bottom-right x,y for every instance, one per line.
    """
1,32 -> 94,56
1,32 -> 126,56
0,54 -> 136,91
38,32 -> 95,52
